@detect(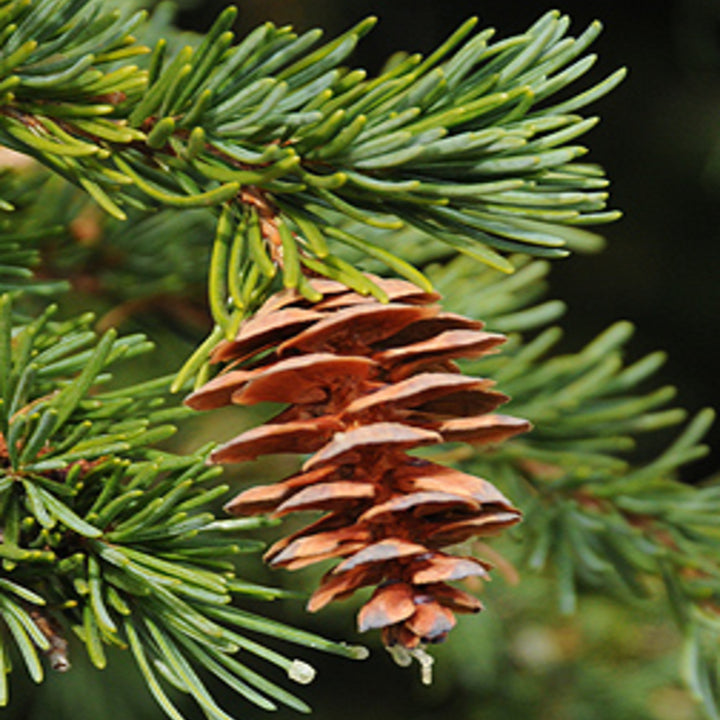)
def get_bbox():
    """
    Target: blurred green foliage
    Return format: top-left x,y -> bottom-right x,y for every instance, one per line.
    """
1,1 -> 718,719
